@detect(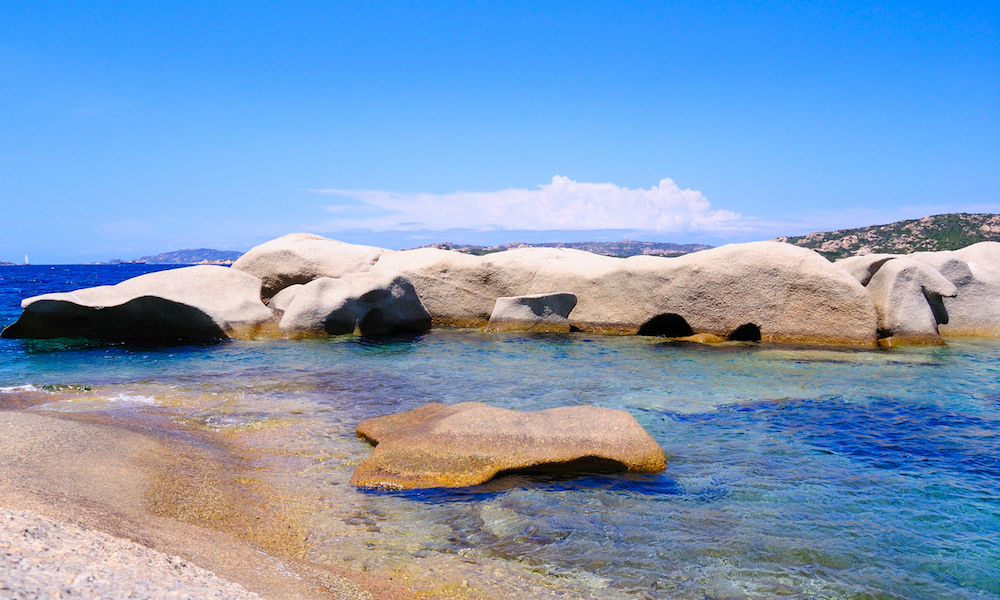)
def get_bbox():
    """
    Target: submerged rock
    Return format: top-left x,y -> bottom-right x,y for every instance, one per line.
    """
484,292 -> 578,333
278,270 -> 431,337
1,266 -> 274,340
350,402 -> 667,490
232,233 -> 388,300
674,332 -> 727,344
